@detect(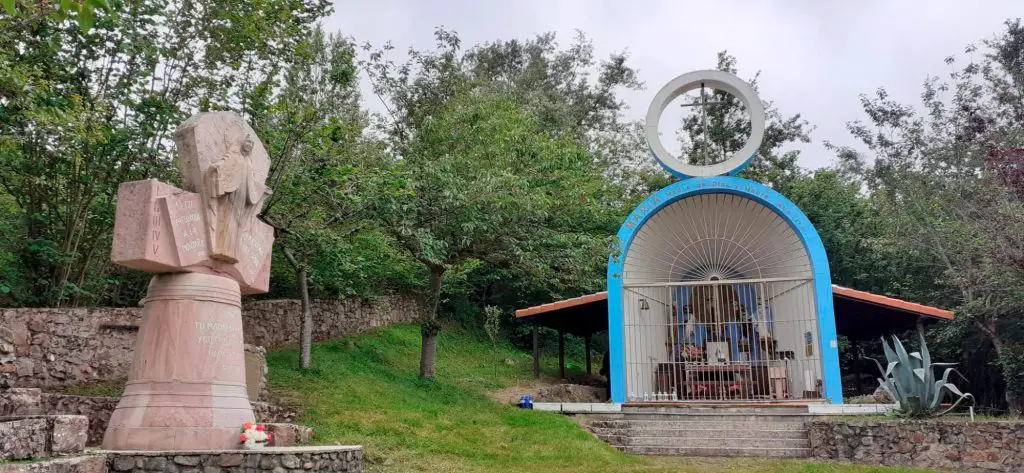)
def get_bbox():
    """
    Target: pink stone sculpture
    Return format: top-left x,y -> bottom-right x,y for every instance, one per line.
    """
103,112 -> 273,450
